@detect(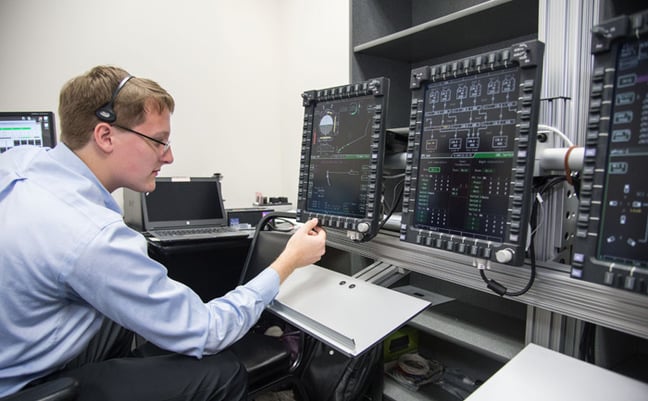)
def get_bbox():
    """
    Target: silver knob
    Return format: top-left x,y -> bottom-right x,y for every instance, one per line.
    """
357,222 -> 370,233
495,248 -> 515,264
